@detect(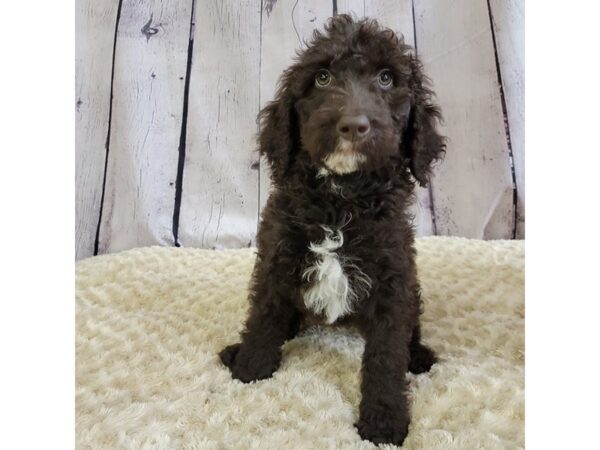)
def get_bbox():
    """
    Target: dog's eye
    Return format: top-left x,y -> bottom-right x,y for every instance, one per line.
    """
377,69 -> 393,88
315,69 -> 332,87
